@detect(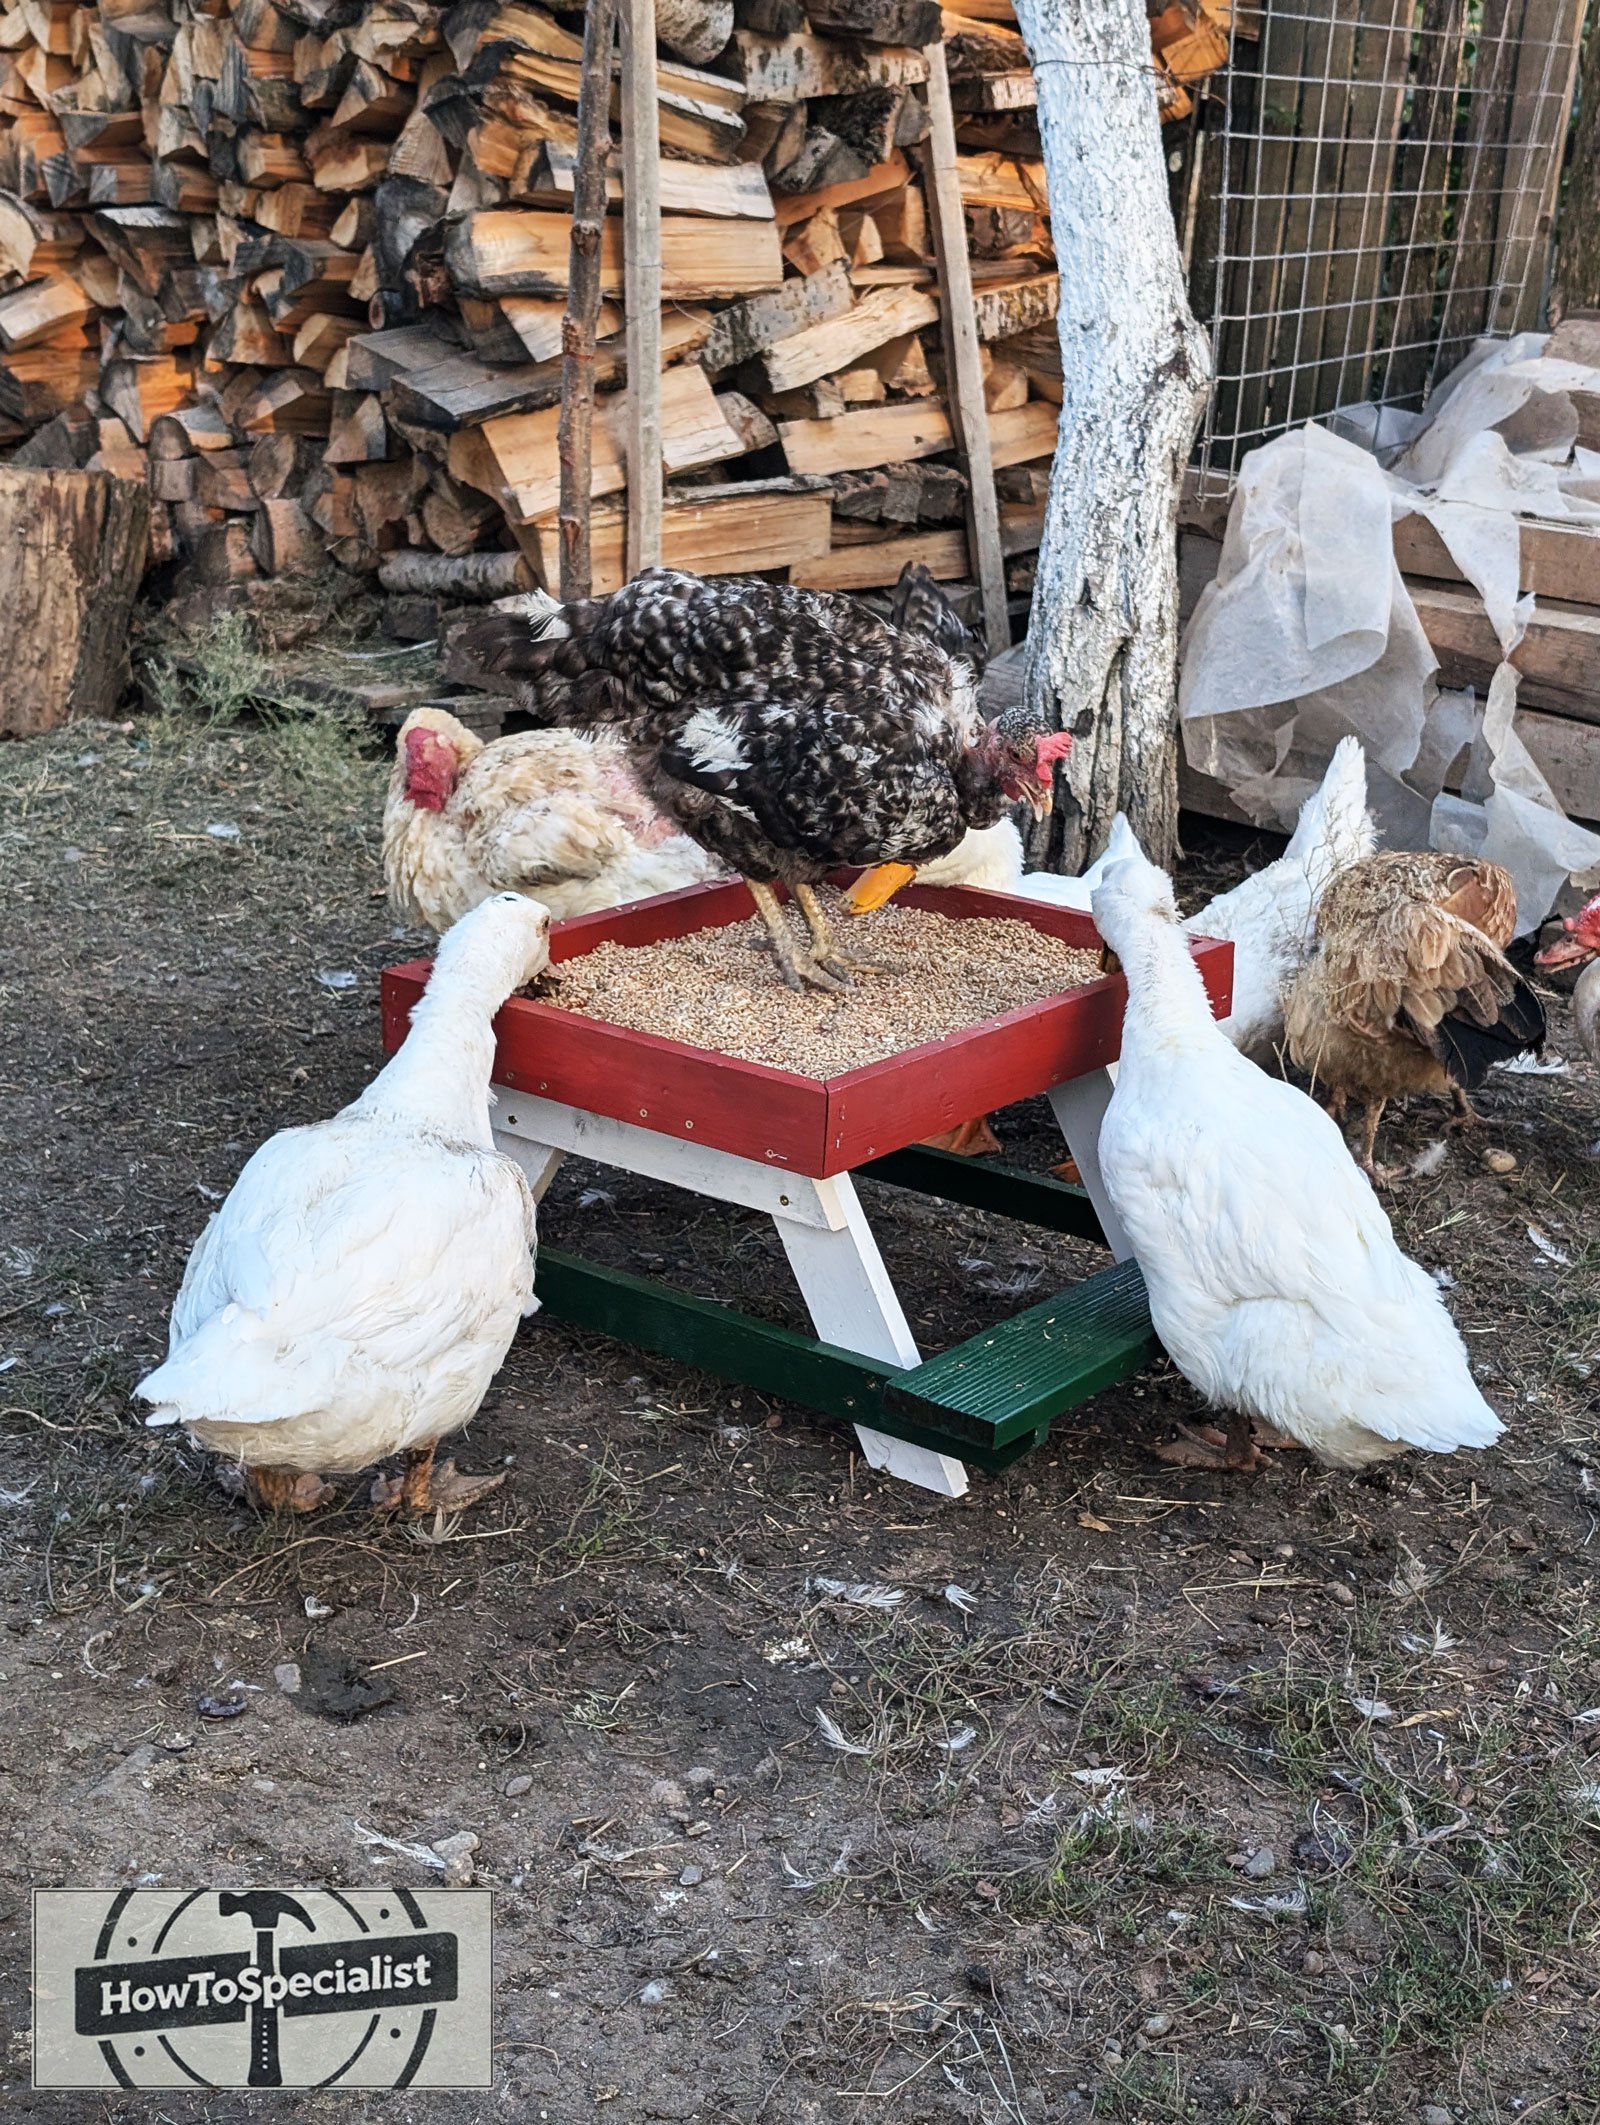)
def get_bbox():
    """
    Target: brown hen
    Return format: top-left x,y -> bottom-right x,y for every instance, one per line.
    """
1284,851 -> 1545,1181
